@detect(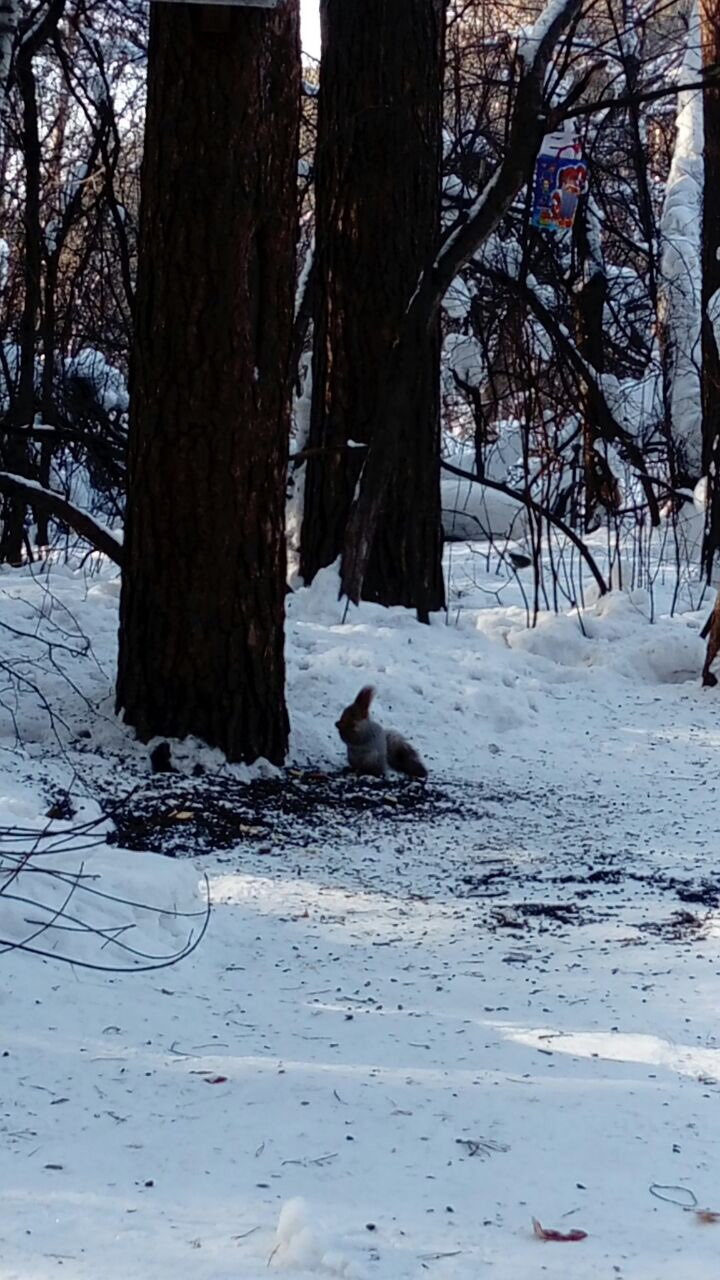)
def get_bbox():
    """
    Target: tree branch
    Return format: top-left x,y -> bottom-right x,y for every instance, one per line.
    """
0,472 -> 123,565
563,69 -> 720,120
475,262 -> 660,523
441,458 -> 608,595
